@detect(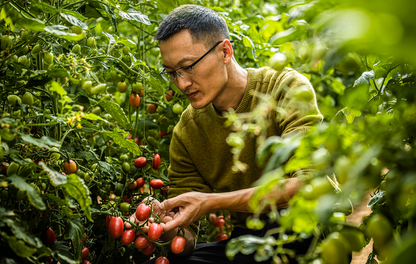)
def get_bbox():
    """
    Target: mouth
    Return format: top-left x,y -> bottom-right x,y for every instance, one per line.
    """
186,91 -> 199,99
